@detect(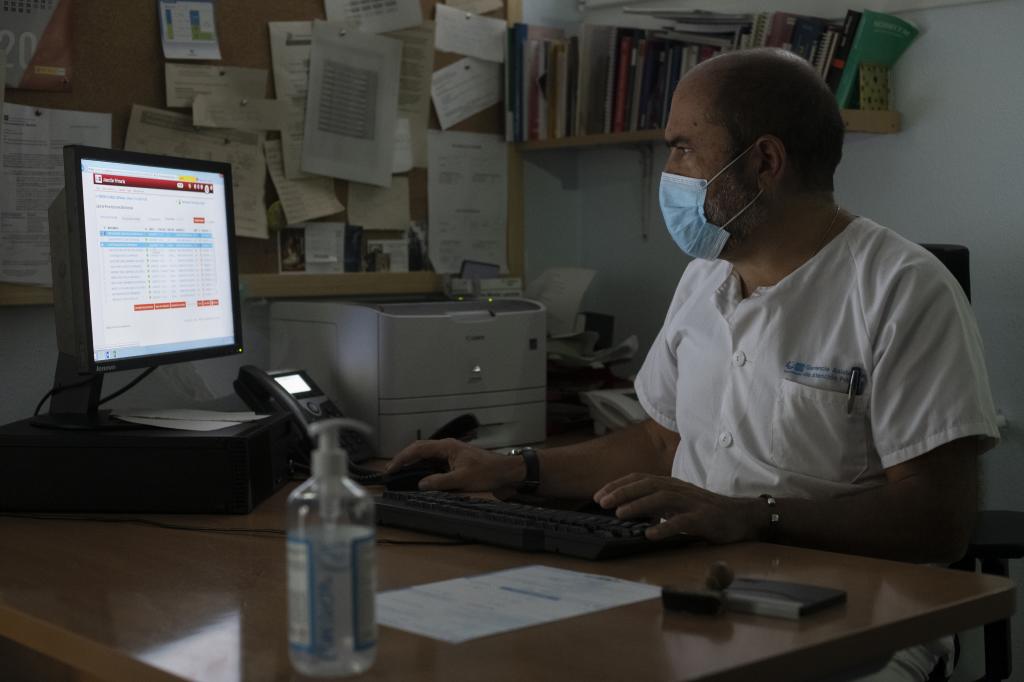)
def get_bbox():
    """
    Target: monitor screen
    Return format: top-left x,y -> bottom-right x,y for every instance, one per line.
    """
75,153 -> 240,367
